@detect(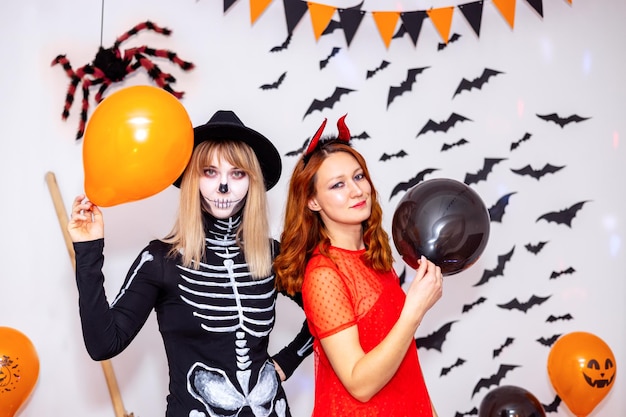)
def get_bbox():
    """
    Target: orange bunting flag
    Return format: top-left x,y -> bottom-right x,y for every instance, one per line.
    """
492,0 -> 516,29
426,7 -> 454,43
372,11 -> 401,48
250,0 -> 274,24
308,2 -> 337,40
